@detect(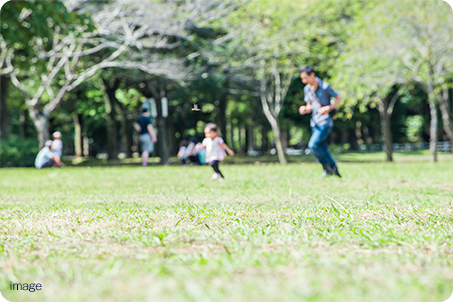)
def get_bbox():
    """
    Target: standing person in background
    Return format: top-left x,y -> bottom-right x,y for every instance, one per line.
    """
298,65 -> 342,178
134,107 -> 157,167
196,123 -> 234,180
52,131 -> 63,157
